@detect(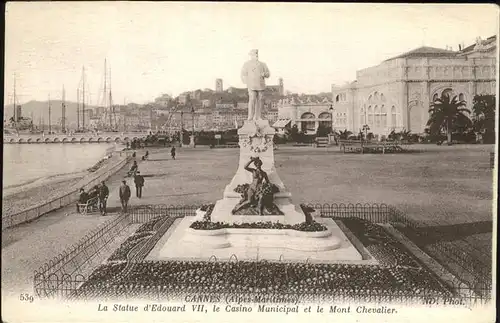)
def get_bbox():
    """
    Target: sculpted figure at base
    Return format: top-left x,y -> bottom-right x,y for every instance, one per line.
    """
232,157 -> 283,216
241,49 -> 270,121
